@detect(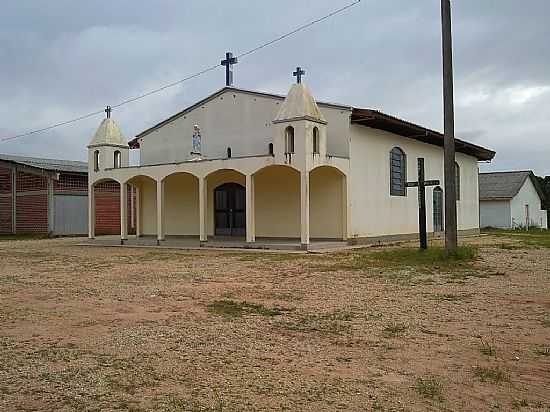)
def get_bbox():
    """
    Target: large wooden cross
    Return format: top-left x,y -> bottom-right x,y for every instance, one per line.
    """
406,158 -> 440,249
221,52 -> 238,87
